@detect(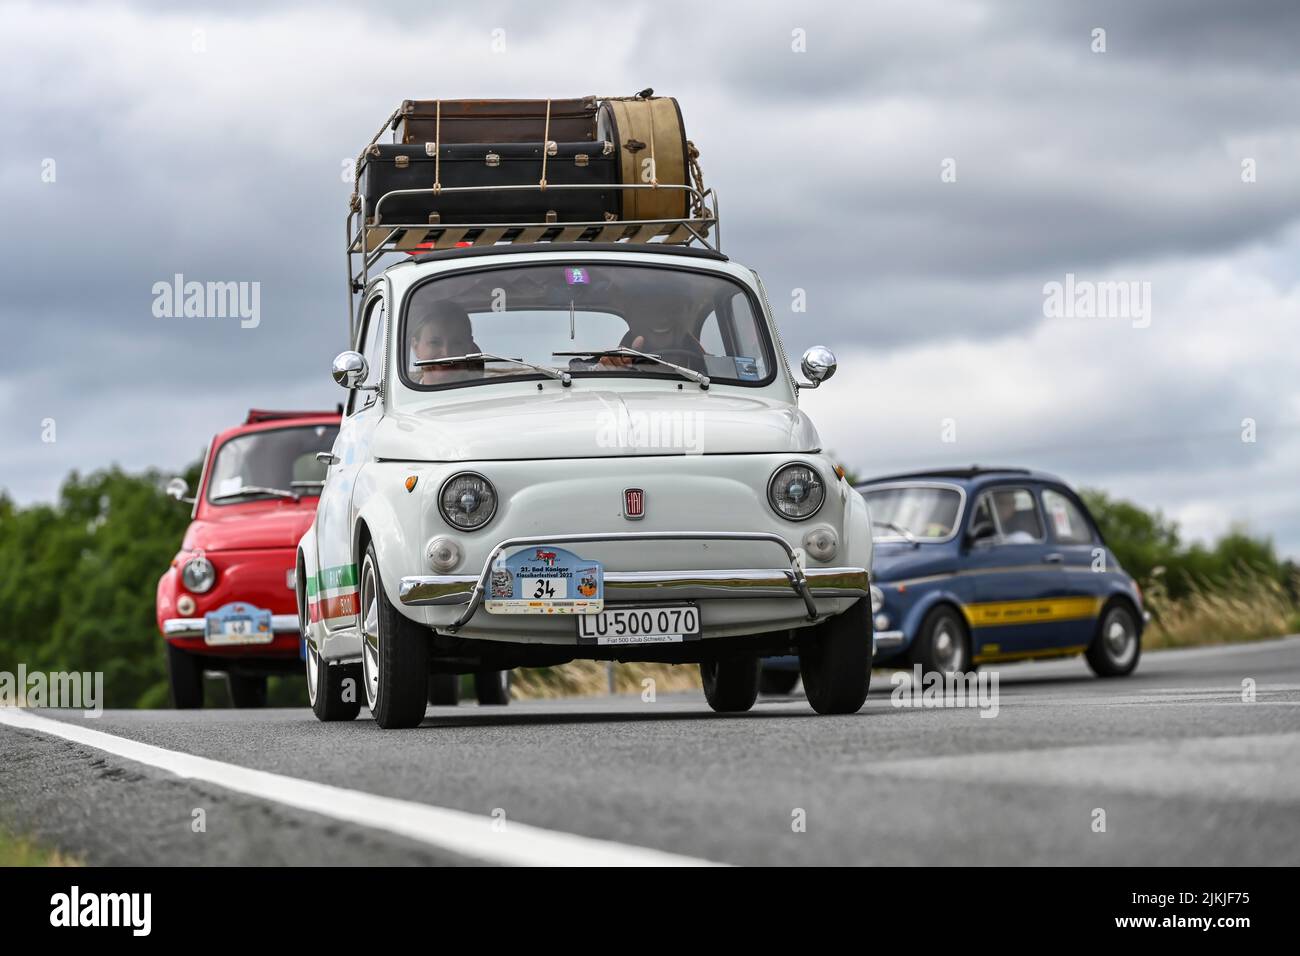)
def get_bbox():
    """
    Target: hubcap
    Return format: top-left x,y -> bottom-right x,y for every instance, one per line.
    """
932,622 -> 964,672
305,642 -> 319,706
1104,609 -> 1136,665
360,561 -> 380,710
